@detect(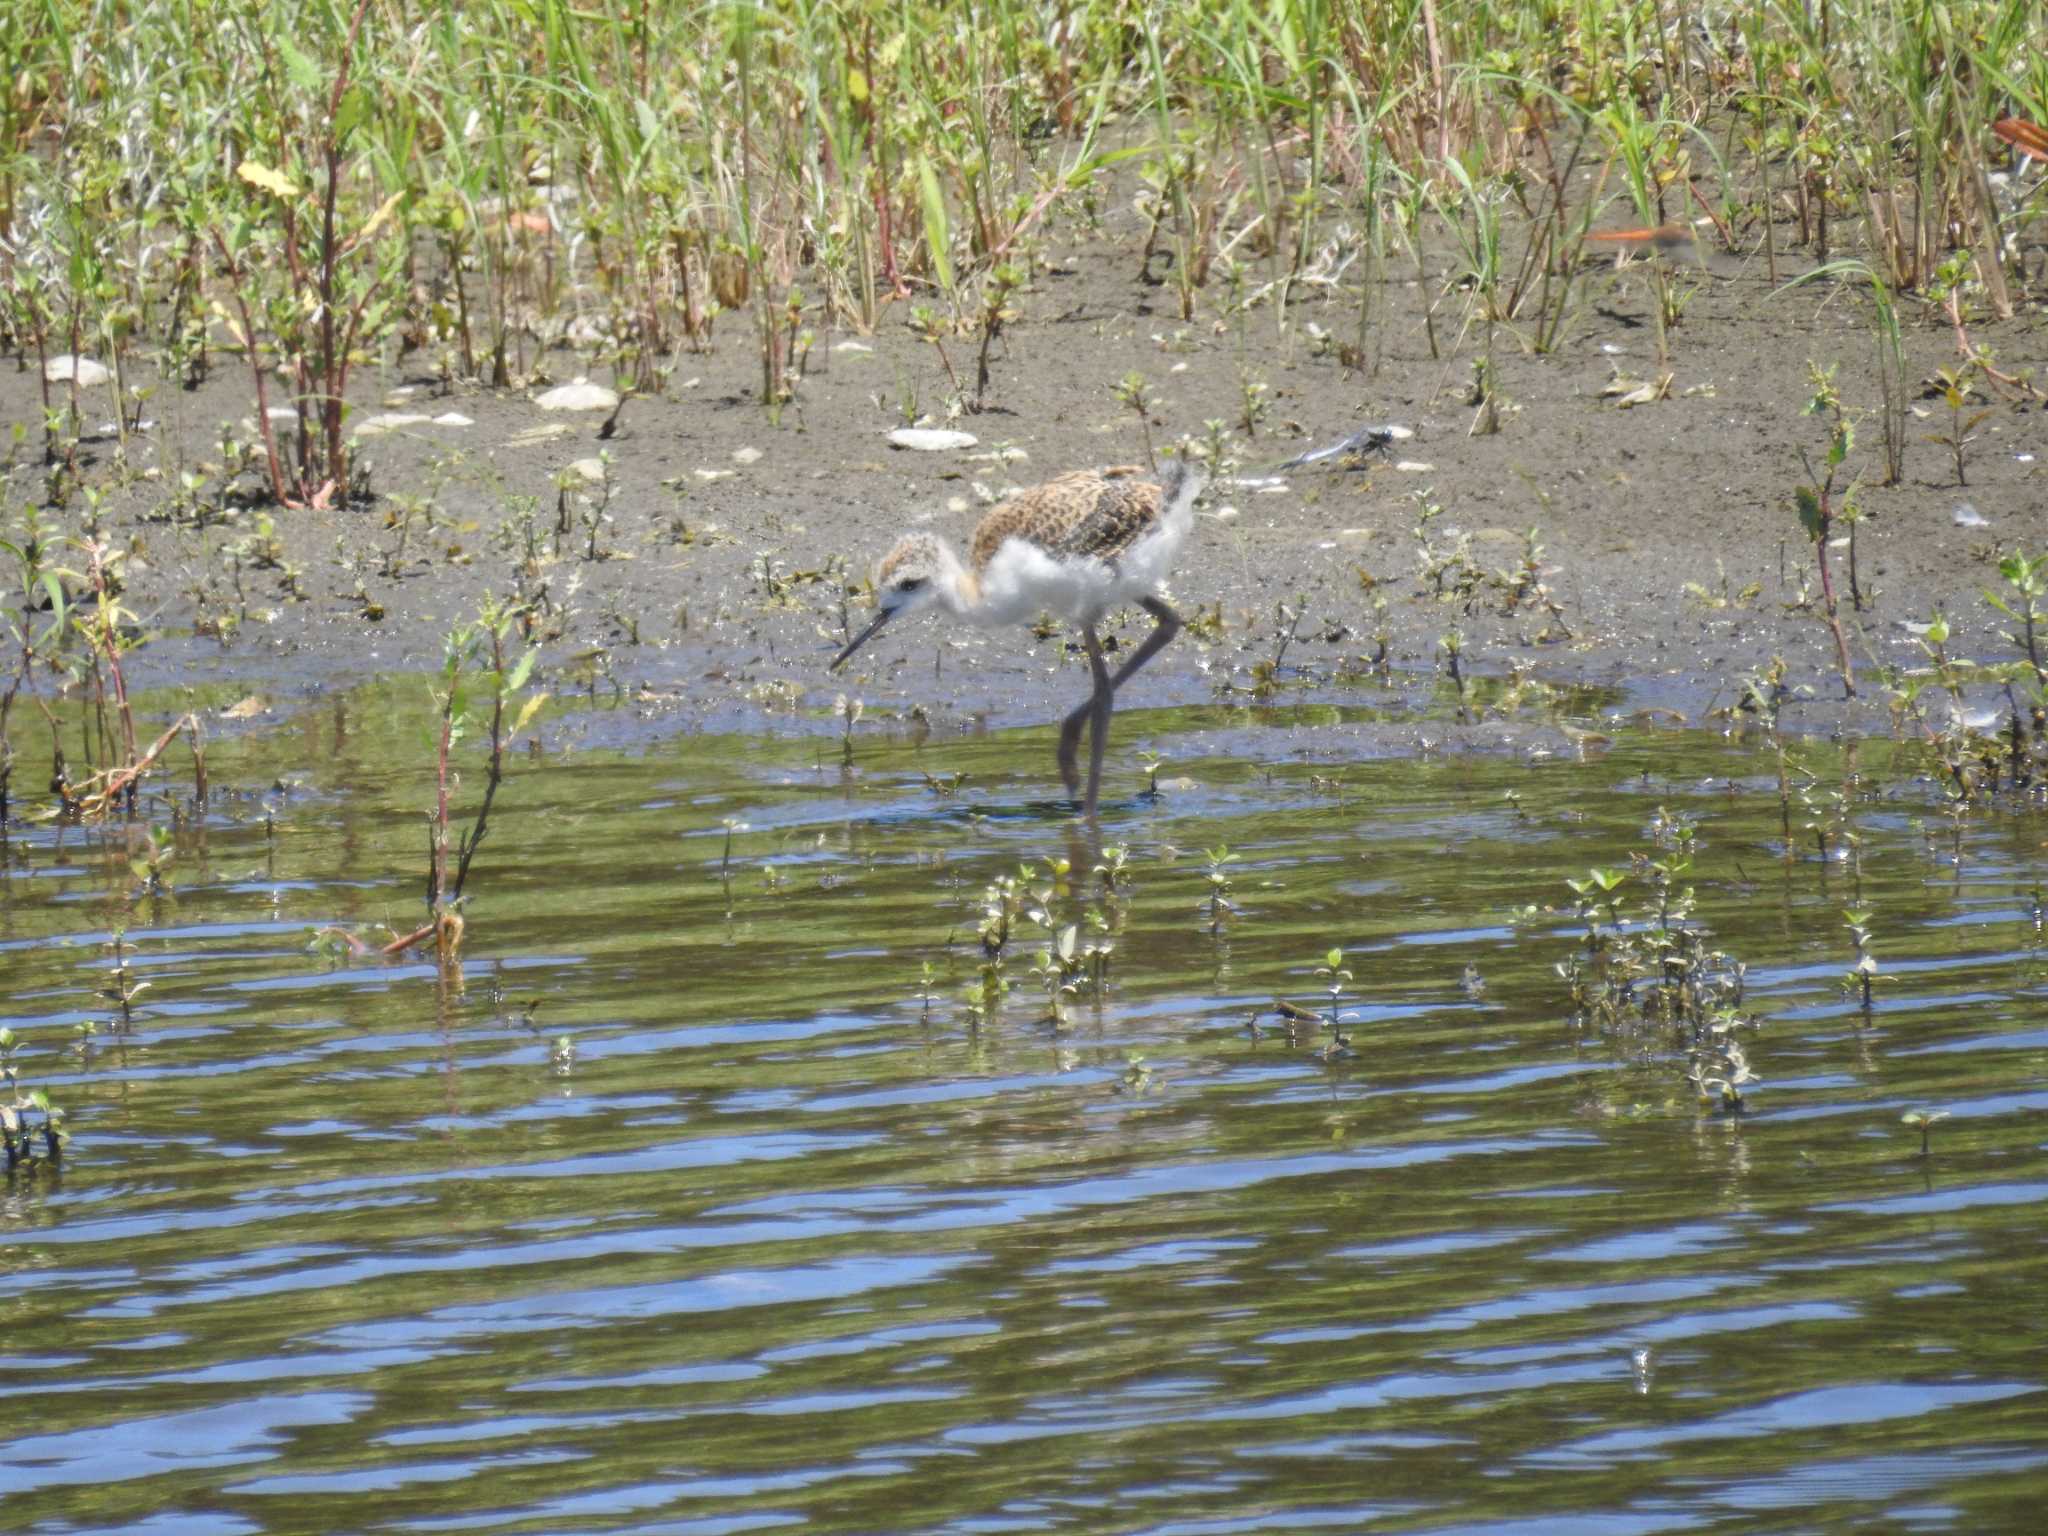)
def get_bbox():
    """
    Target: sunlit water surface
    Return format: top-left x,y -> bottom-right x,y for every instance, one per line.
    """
4,687 -> 2047,1533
